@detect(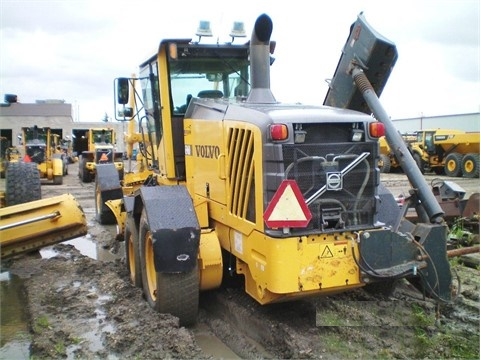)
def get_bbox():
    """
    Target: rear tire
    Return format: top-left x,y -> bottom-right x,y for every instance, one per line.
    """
125,217 -> 142,288
6,162 -> 41,206
444,152 -> 463,177
95,178 -> 116,224
80,158 -> 91,183
461,153 -> 480,178
379,154 -> 391,173
412,152 -> 424,174
139,209 -> 199,326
